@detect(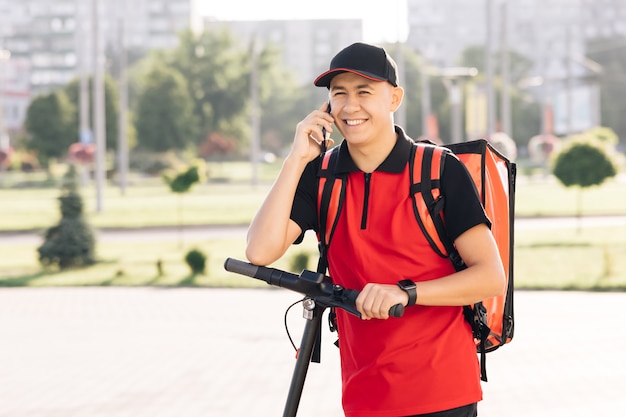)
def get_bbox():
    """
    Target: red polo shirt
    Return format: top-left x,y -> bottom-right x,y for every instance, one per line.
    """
291,128 -> 489,416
